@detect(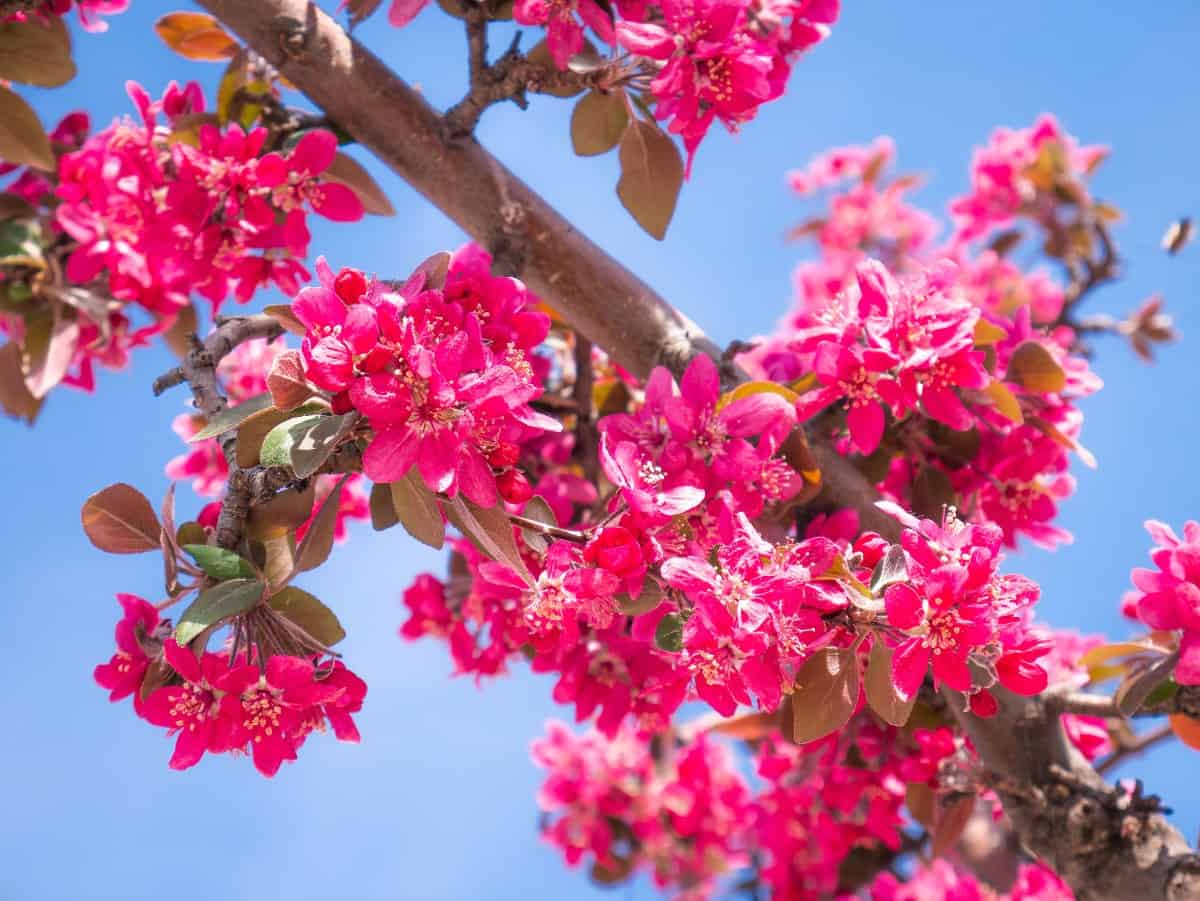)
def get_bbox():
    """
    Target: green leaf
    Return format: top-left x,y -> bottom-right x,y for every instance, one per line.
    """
1115,650 -> 1180,717
1006,341 -> 1067,394
444,494 -> 529,583
175,579 -> 263,645
293,476 -> 347,573
182,544 -> 256,581
259,413 -> 323,467
291,412 -> 358,479
0,218 -> 43,266
864,639 -> 916,727
390,470 -> 445,549
0,17 -> 75,87
571,90 -> 628,157
654,611 -> 684,652
617,580 -> 663,616
788,647 -> 859,743
190,392 -> 273,442
869,545 -> 908,596
269,586 -> 345,646
616,118 -> 683,240
81,483 -> 161,554
175,521 -> 207,548
0,85 -> 54,171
